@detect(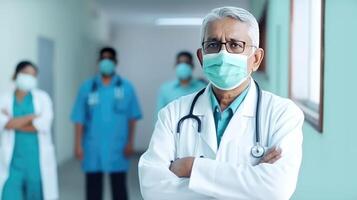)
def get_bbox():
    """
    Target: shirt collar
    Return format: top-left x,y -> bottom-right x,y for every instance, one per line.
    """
209,84 -> 250,114
174,79 -> 181,87
94,74 -> 121,87
174,78 -> 196,88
